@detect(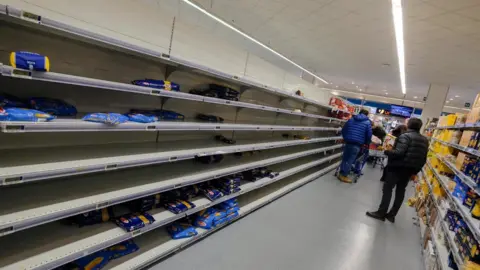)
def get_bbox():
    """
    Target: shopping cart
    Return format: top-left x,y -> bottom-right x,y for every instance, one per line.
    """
334,147 -> 369,183
369,149 -> 386,169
